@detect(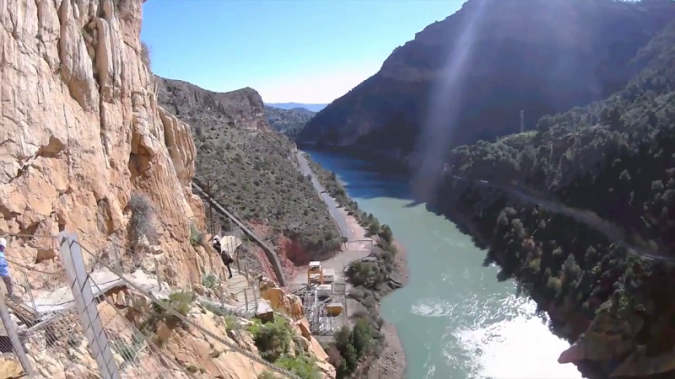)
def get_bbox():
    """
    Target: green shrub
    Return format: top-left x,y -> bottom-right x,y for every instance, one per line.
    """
127,193 -> 157,244
346,261 -> 379,288
330,317 -> 378,379
202,273 -> 217,289
247,317 -> 293,362
275,355 -> 321,379
224,315 -> 238,332
141,290 -> 195,333
190,221 -> 205,247
258,372 -> 279,379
